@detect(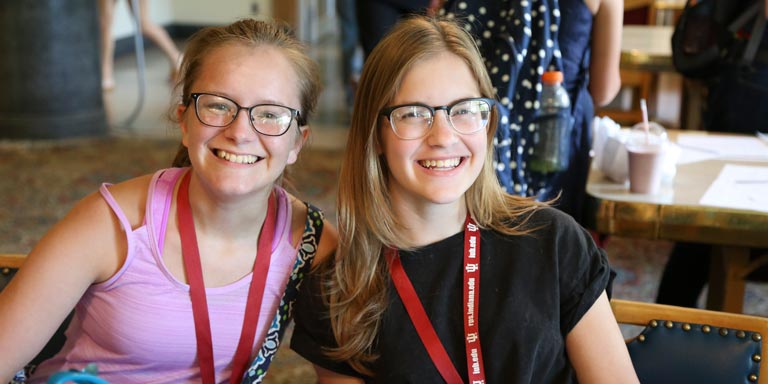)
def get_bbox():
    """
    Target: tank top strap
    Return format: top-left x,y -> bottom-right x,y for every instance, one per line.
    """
98,183 -> 132,234
145,167 -> 186,254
